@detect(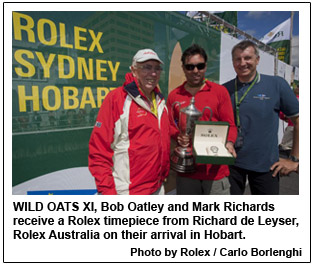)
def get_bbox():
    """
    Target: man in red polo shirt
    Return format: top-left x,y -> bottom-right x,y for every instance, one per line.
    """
167,44 -> 237,195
